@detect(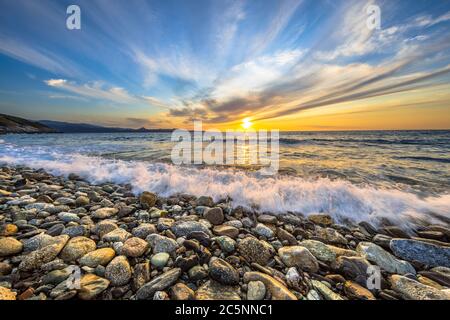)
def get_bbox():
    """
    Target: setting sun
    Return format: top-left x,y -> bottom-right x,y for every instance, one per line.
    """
241,117 -> 253,129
